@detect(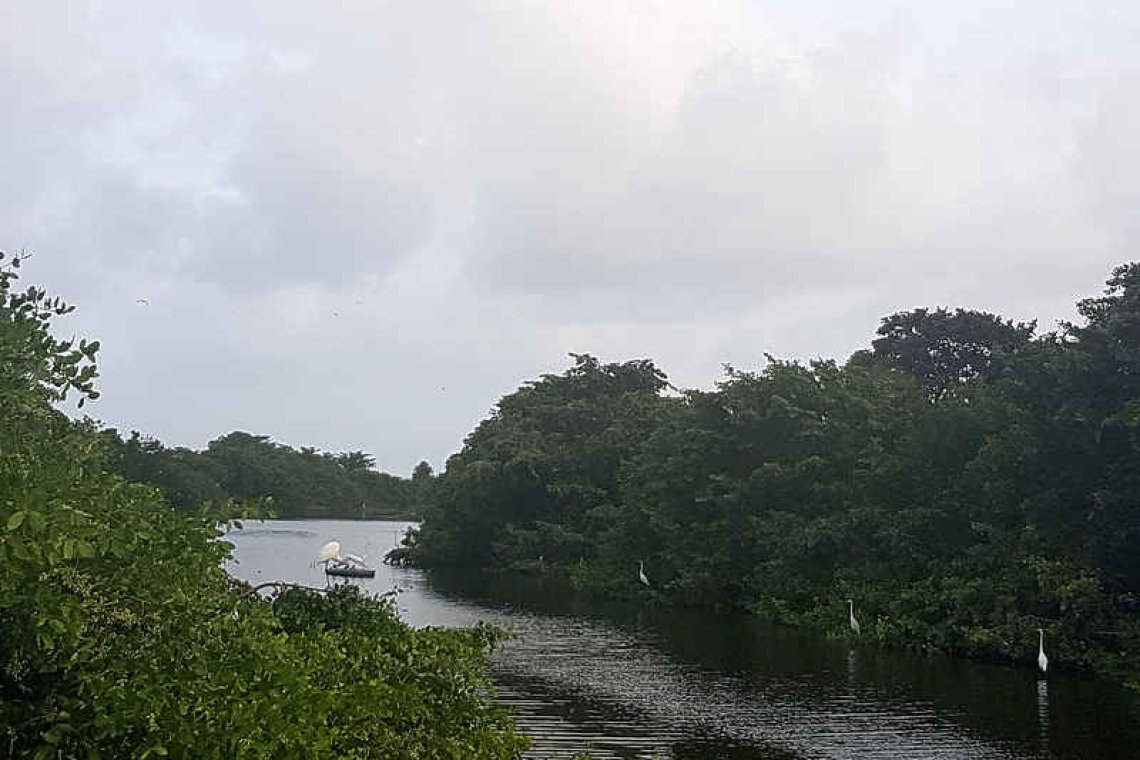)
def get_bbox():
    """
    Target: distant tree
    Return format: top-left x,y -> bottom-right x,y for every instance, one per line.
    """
337,450 -> 377,471
872,307 -> 1035,401
412,461 -> 434,482
1075,262 -> 1140,340
407,461 -> 437,519
412,354 -> 670,567
97,429 -> 418,519
1053,263 -> 1140,589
